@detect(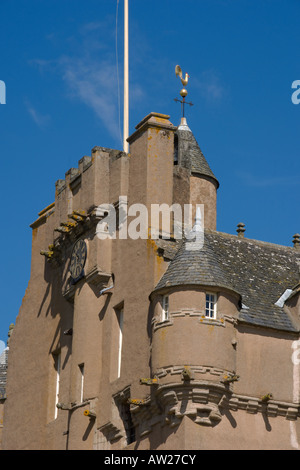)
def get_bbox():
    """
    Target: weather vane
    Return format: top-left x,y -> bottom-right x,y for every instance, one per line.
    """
174,65 -> 193,118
